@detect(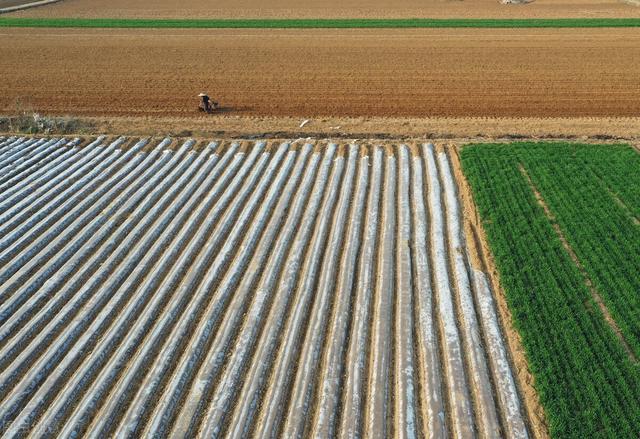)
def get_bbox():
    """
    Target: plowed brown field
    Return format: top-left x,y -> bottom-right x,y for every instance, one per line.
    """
2,28 -> 640,118
8,0 -> 640,18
